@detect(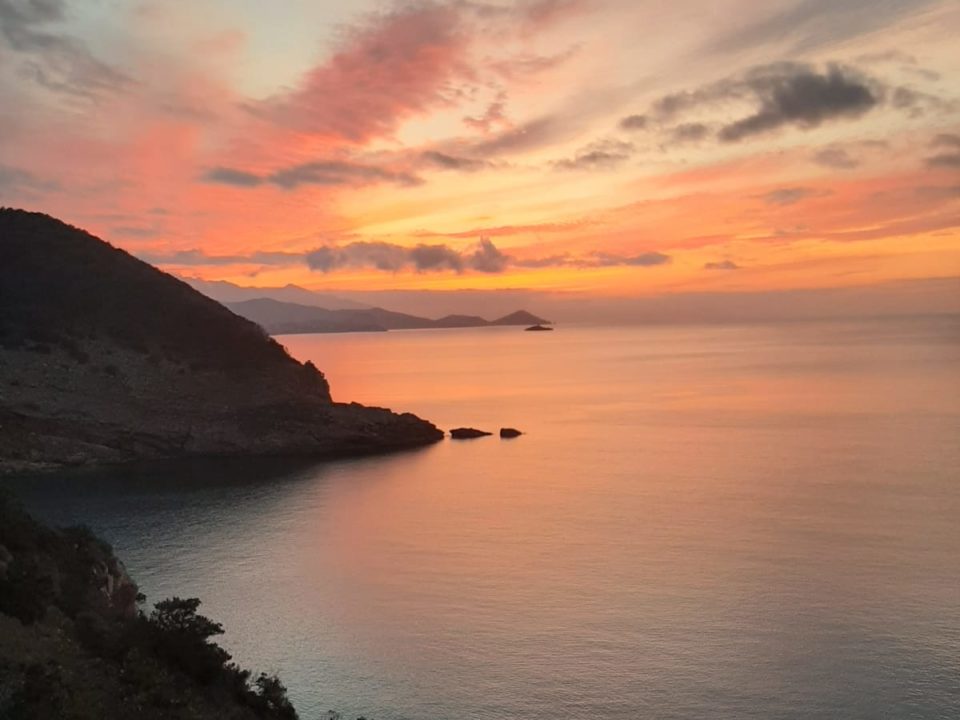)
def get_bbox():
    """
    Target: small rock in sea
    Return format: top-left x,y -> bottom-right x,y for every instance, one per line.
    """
524,324 -> 553,331
450,428 -> 492,439
499,428 -> 522,438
